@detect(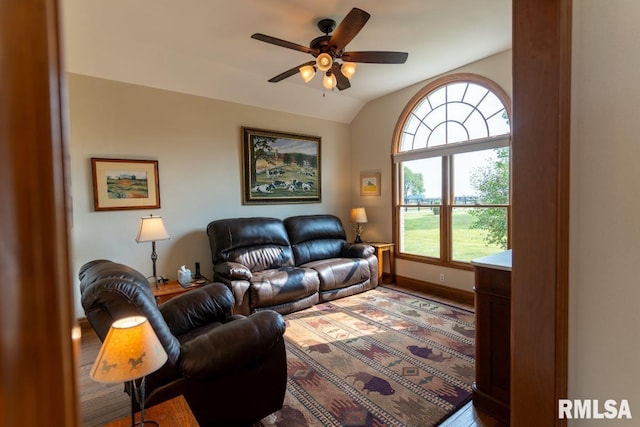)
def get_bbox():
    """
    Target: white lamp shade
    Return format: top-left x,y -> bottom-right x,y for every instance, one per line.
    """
341,62 -> 357,79
323,73 -> 337,90
316,53 -> 333,72
90,316 -> 167,384
299,65 -> 315,83
136,215 -> 170,243
351,207 -> 368,223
